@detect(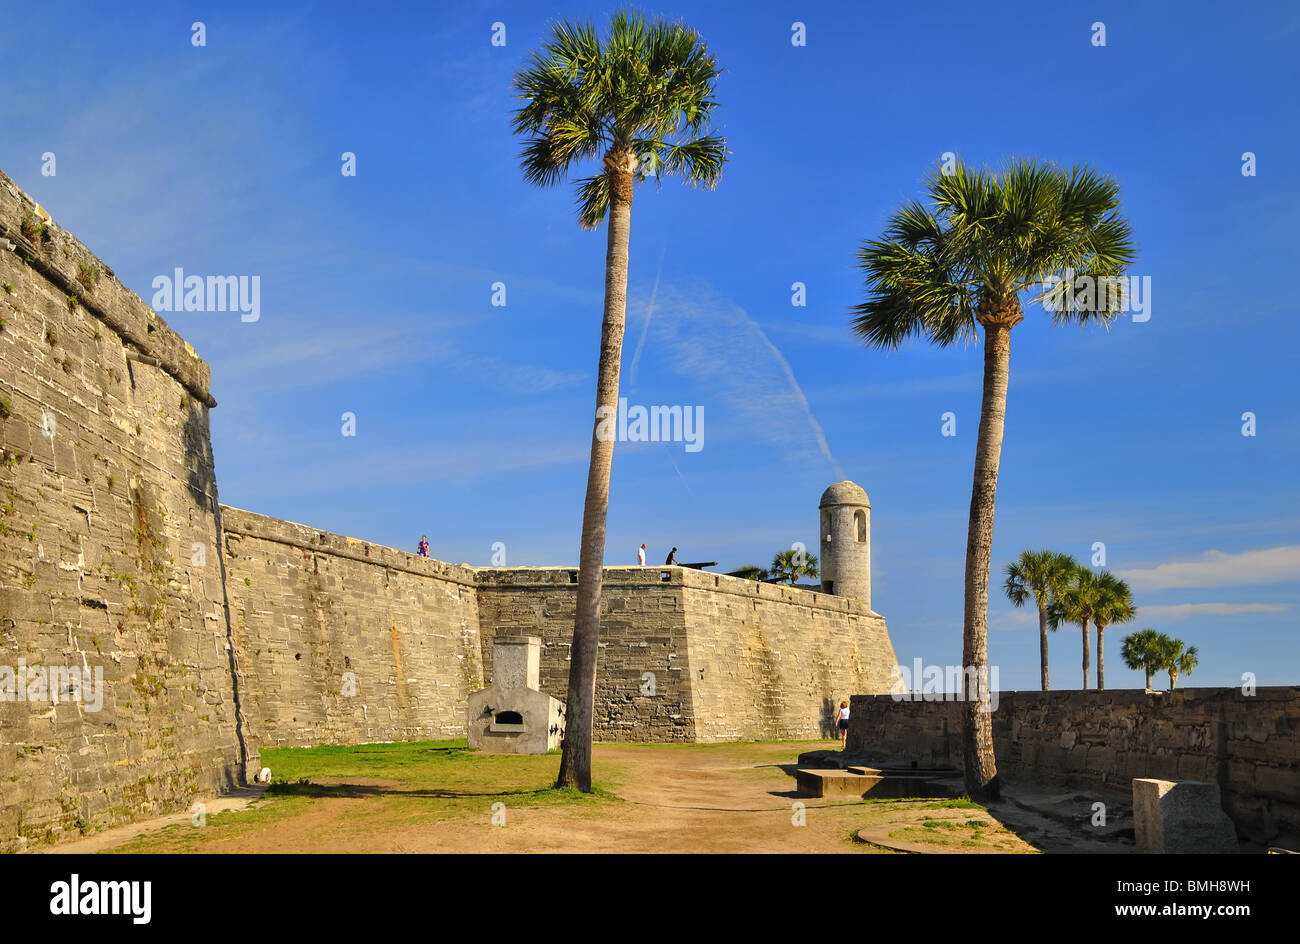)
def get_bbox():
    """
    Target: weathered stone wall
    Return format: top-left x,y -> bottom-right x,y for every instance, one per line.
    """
0,167 -> 901,848
0,170 -> 248,852
475,567 -> 900,743
221,506 -> 482,748
846,688 -> 1300,843
683,569 -> 897,741
475,567 -> 698,741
